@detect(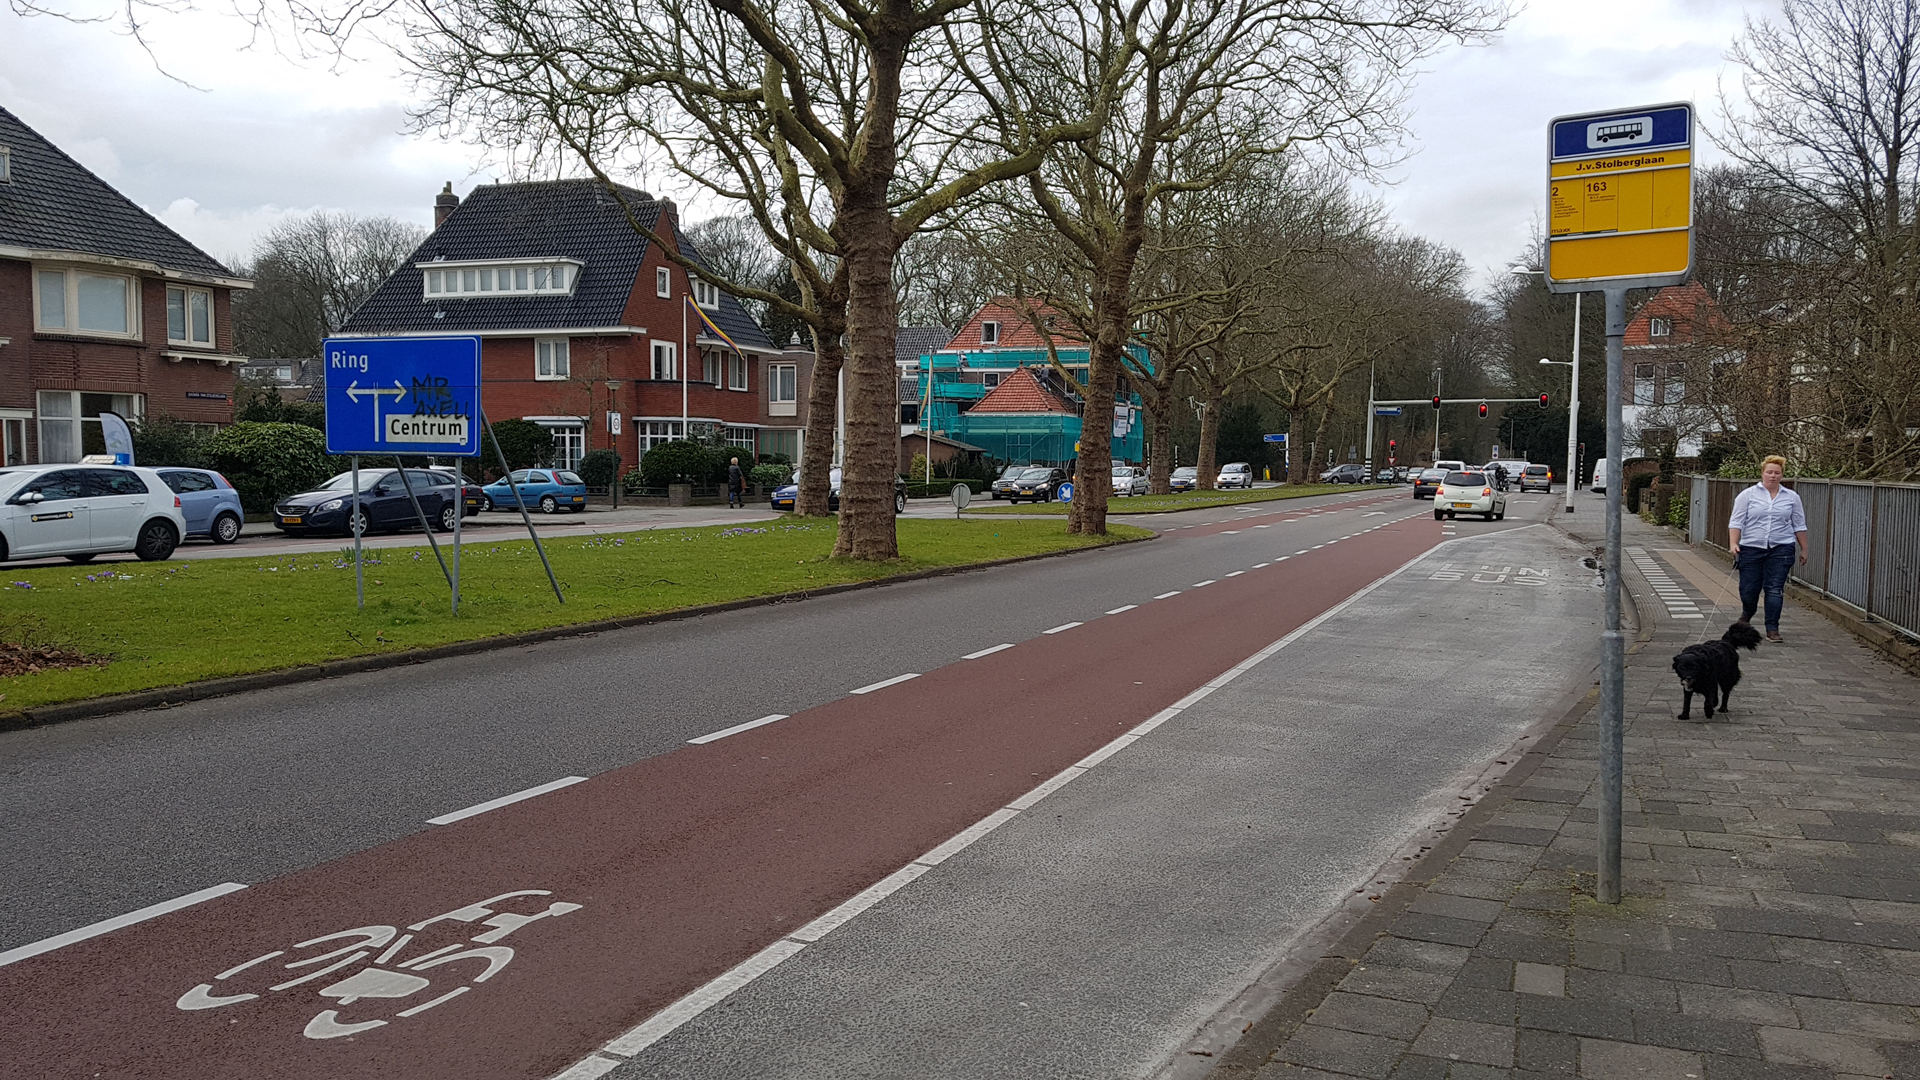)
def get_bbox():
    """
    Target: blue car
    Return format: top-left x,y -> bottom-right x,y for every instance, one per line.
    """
483,469 -> 587,514
156,468 -> 245,544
